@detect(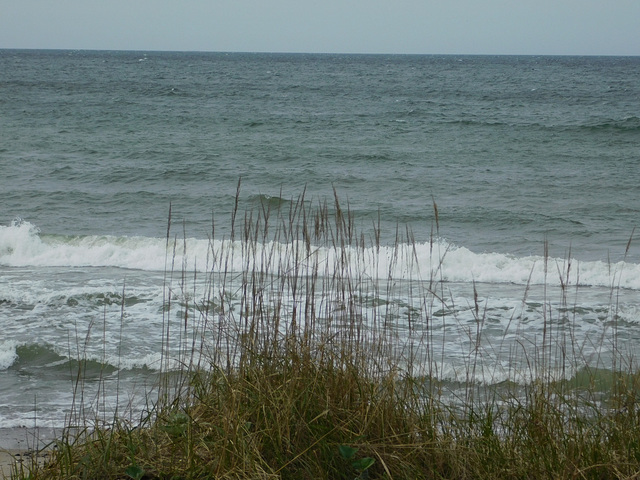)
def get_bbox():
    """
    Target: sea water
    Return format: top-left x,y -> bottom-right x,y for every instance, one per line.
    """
1,50 -> 639,434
